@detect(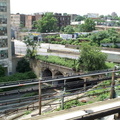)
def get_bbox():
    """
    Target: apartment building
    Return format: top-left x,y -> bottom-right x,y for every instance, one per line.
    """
11,13 -> 25,30
54,13 -> 71,29
25,15 -> 35,30
0,0 -> 12,75
11,13 -> 71,31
